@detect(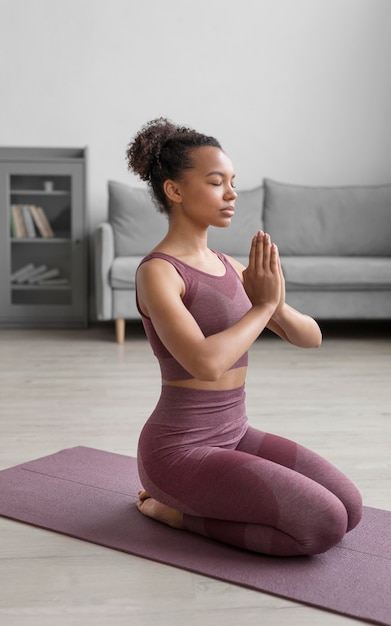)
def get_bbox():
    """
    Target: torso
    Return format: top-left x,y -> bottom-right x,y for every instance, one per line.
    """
137,250 -> 251,390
